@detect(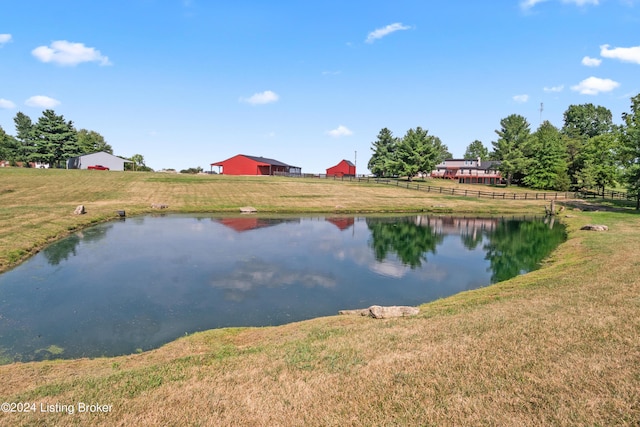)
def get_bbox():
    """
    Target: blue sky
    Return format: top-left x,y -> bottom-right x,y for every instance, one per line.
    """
1,0 -> 639,173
